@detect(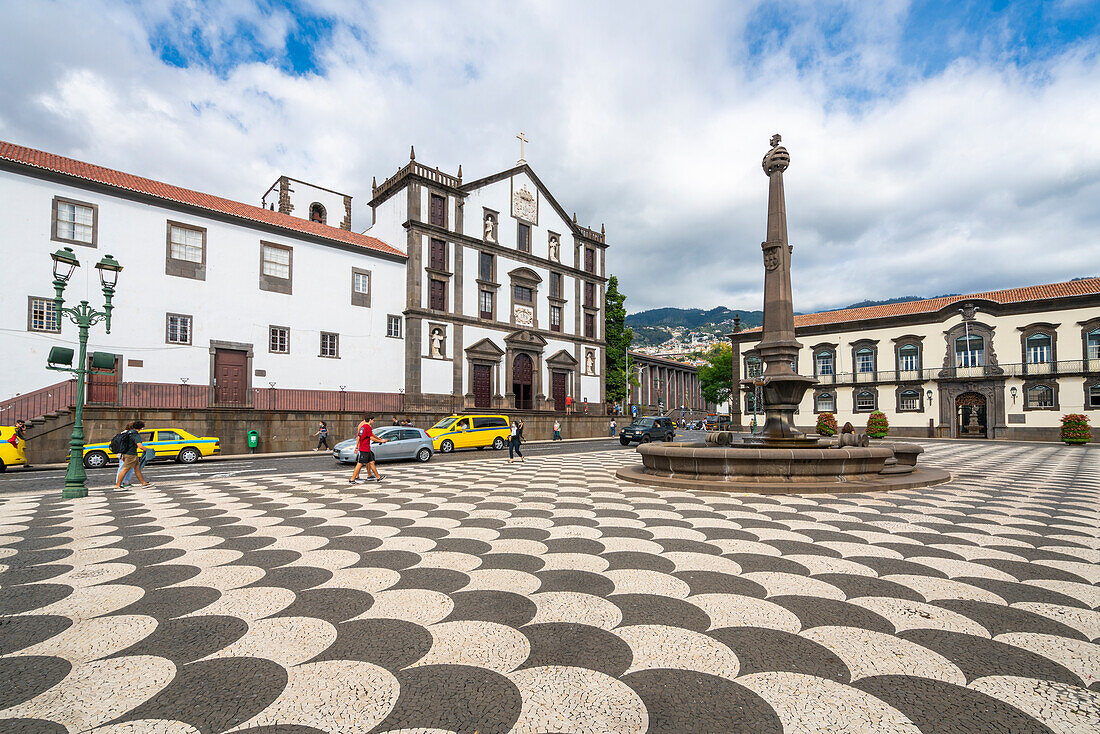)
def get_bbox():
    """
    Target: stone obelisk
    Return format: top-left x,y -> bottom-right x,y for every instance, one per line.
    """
743,135 -> 819,446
